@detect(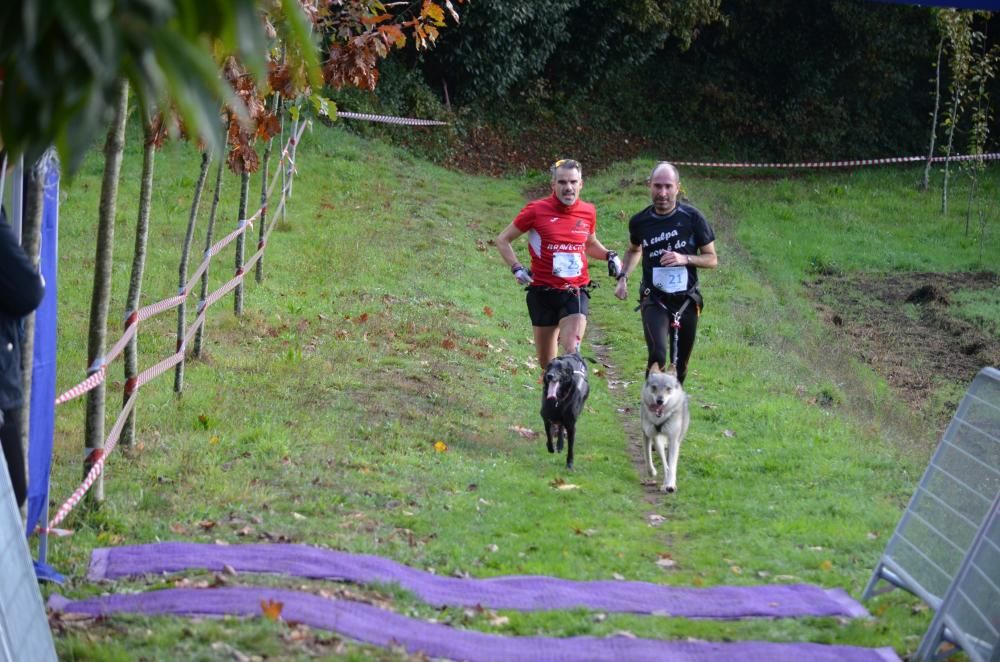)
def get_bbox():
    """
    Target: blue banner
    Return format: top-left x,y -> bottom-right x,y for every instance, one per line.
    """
25,153 -> 63,582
